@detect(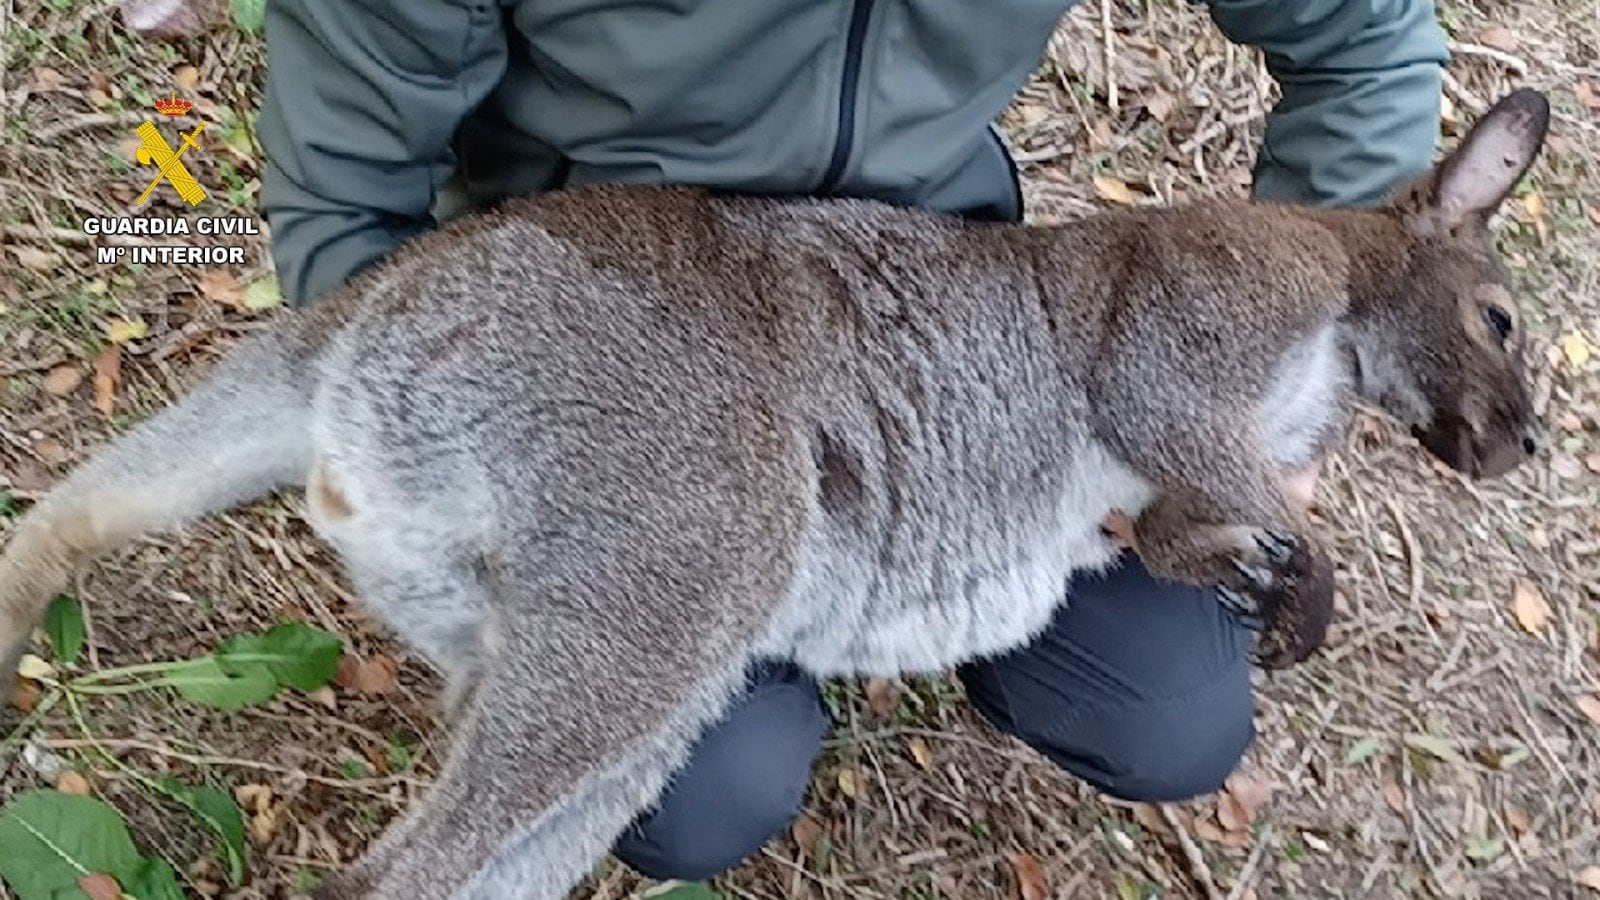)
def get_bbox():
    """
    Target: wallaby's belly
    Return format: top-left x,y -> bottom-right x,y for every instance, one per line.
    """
758,440 -> 1155,676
